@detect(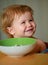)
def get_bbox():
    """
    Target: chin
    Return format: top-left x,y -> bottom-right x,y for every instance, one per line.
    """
25,35 -> 33,37
25,34 -> 34,37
